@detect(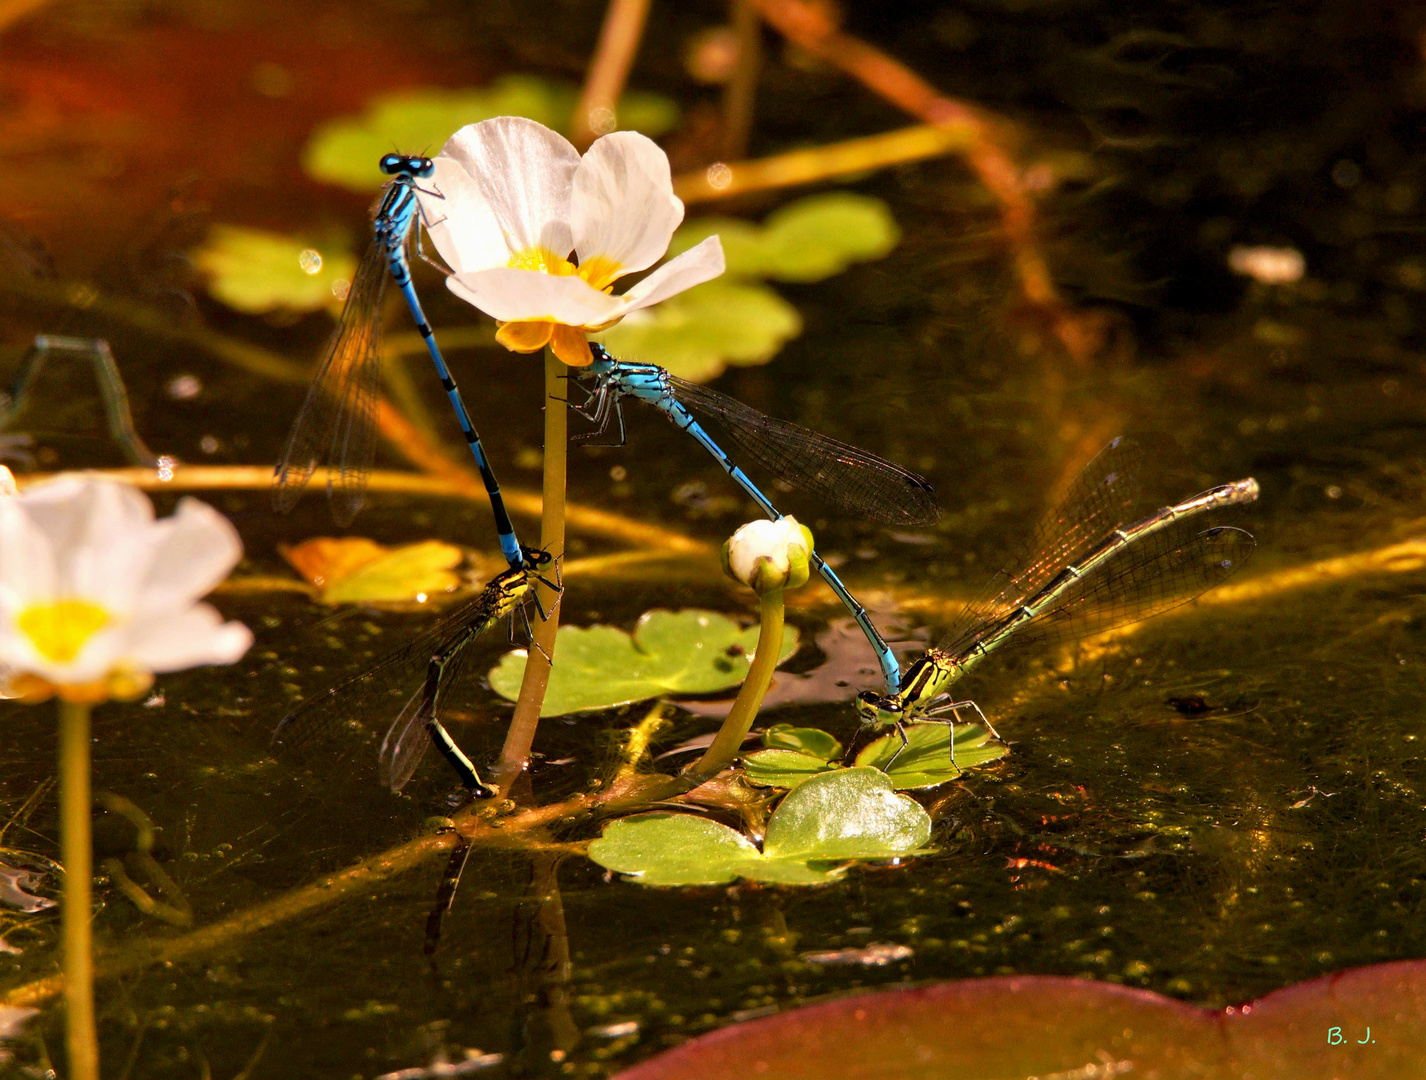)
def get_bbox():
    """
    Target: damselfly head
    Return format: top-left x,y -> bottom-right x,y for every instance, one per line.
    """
856,690 -> 901,726
521,546 -> 555,572
379,154 -> 436,178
